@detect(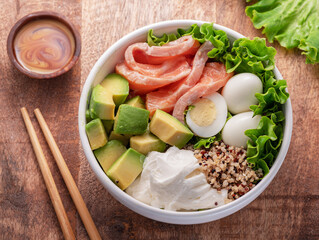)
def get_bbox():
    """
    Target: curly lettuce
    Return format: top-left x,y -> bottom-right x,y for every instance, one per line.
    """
193,133 -> 222,149
246,0 -> 319,64
224,37 -> 276,74
147,29 -> 178,46
250,71 -> 289,116
223,37 -> 288,175
245,116 -> 284,175
147,23 -> 230,61
223,38 -> 289,115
